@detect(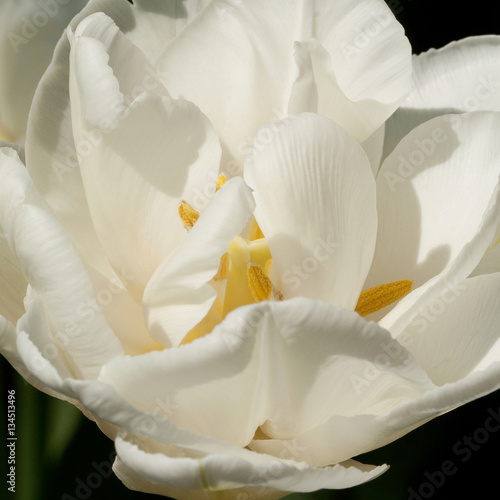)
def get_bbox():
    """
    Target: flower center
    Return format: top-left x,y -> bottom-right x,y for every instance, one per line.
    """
176,178 -> 412,344
221,235 -> 277,317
